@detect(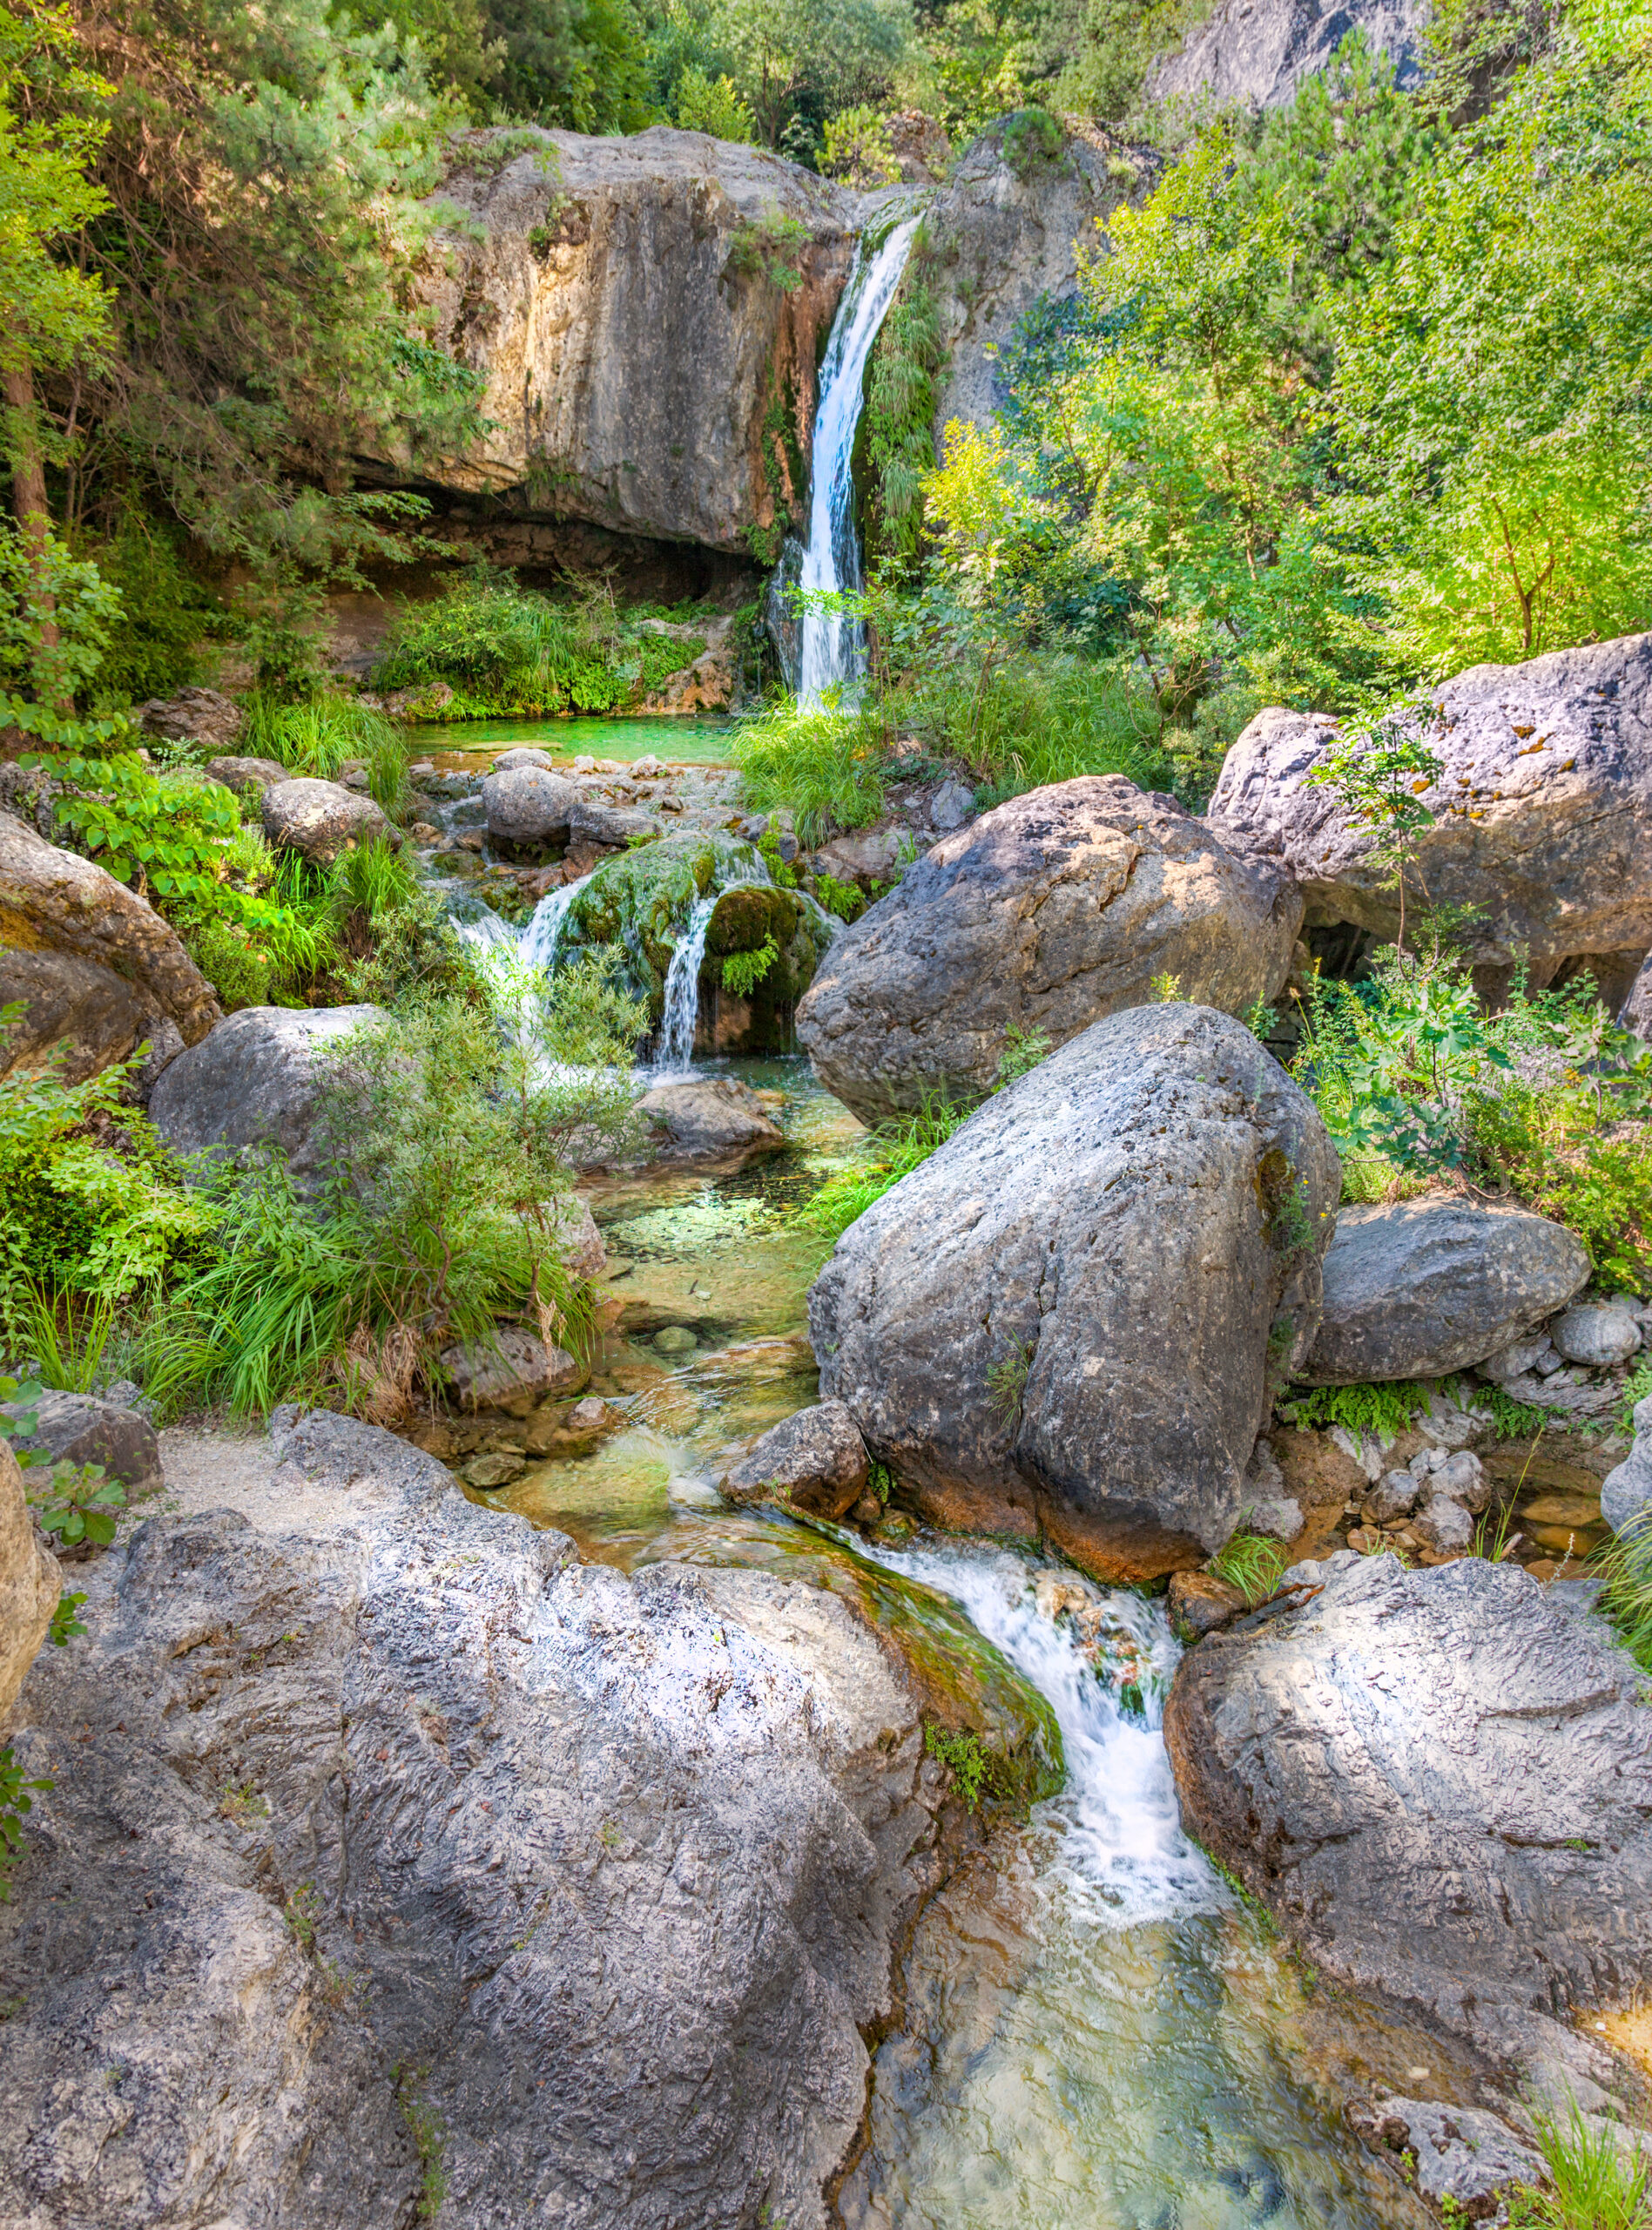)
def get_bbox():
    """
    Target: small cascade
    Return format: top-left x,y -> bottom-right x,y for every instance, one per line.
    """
521,872 -> 594,974
653,893 -> 720,1077
798,214 -> 922,712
